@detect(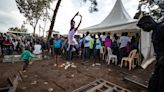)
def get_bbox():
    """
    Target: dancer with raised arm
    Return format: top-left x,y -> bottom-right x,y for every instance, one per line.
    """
65,12 -> 82,69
